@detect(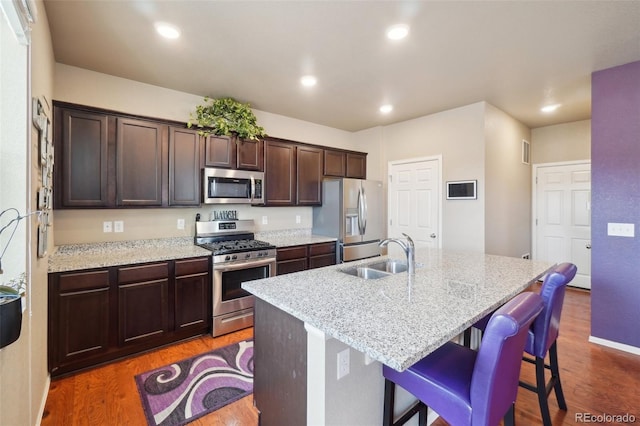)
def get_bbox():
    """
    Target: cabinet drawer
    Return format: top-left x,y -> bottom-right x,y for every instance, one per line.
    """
276,246 -> 308,261
277,259 -> 308,275
309,242 -> 335,256
118,262 -> 169,284
175,257 -> 209,276
59,270 -> 110,293
309,254 -> 336,269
